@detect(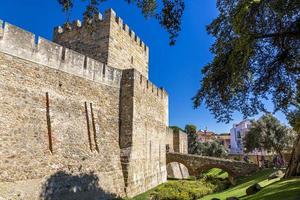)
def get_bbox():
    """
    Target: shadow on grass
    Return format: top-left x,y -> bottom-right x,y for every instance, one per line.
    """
224,169 -> 274,192
243,178 -> 300,200
200,169 -> 276,200
40,171 -> 120,200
